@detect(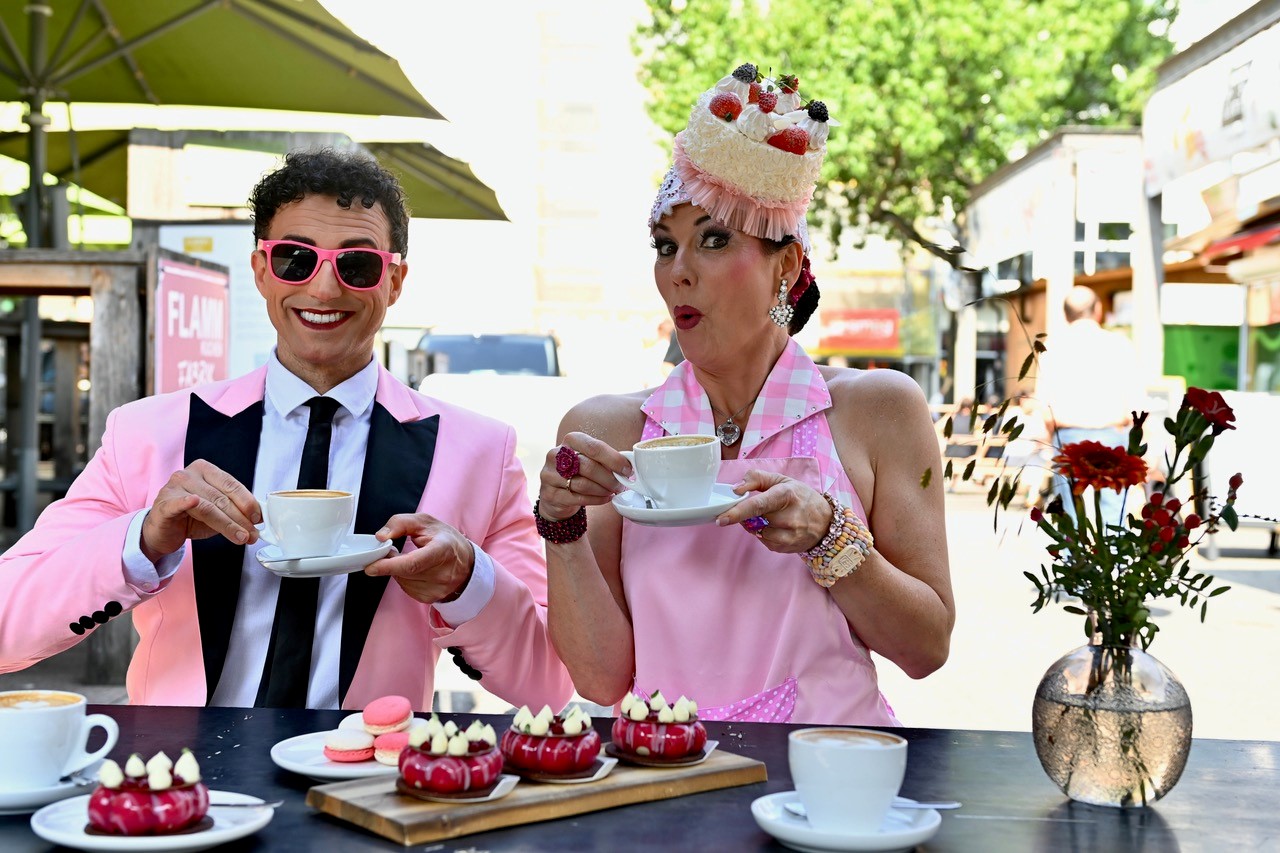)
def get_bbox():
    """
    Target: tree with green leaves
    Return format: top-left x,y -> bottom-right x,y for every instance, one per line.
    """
634,0 -> 1175,261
